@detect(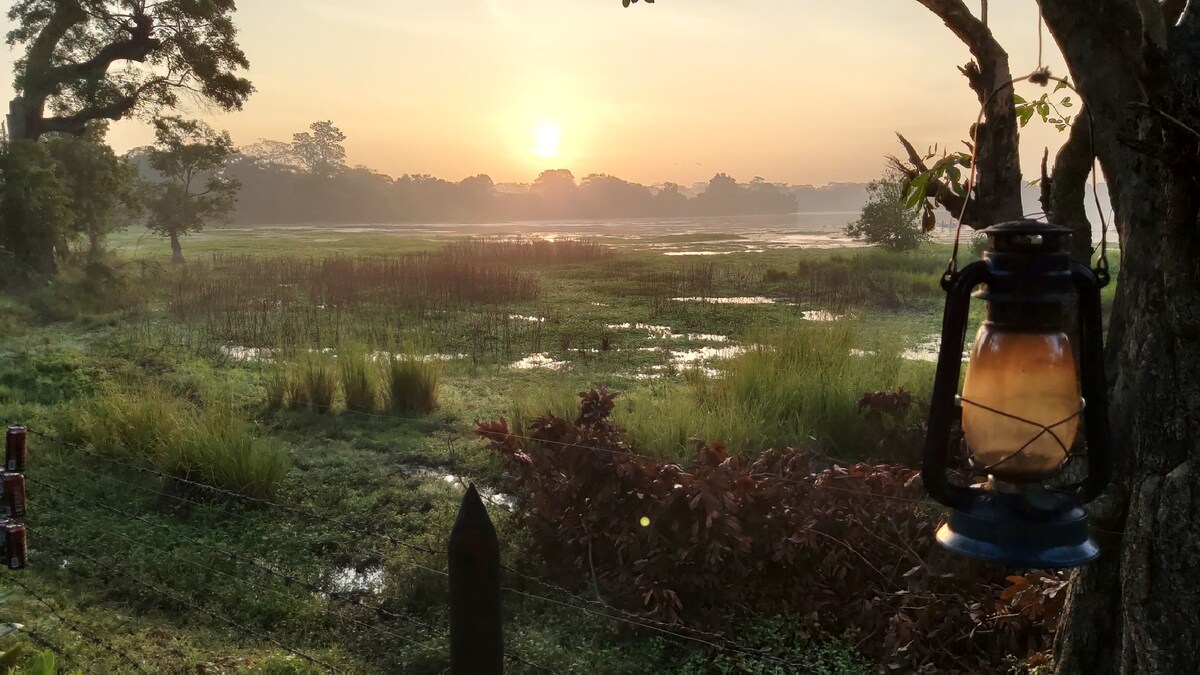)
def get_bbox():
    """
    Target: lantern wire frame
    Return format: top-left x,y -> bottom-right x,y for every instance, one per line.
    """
956,394 -> 1085,473
933,66 -> 1113,490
